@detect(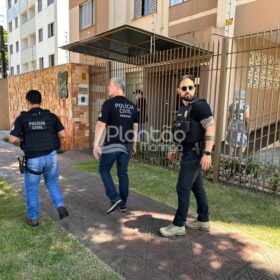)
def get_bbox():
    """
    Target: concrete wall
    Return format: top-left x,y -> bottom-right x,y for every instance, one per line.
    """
8,63 -> 91,150
0,79 -> 9,129
235,0 -> 280,36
